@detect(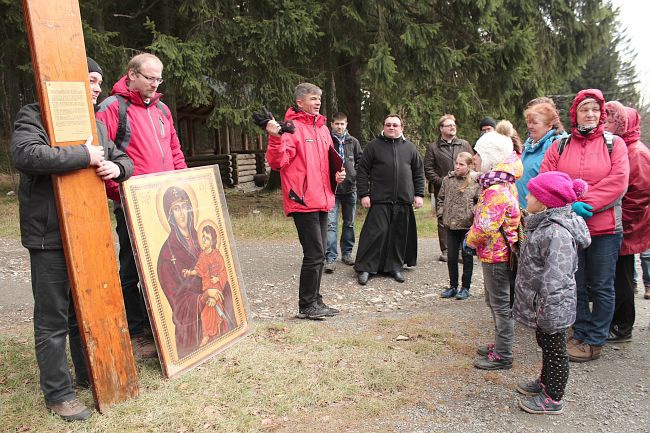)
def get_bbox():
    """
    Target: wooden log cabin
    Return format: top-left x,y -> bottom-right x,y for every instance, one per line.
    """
176,104 -> 270,188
